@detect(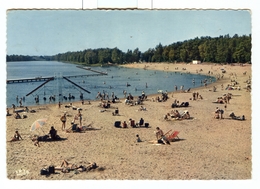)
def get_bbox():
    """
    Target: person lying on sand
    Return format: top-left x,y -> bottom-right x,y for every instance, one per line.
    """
55,160 -> 97,173
138,106 -> 146,111
9,131 -> 23,142
229,112 -> 245,121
